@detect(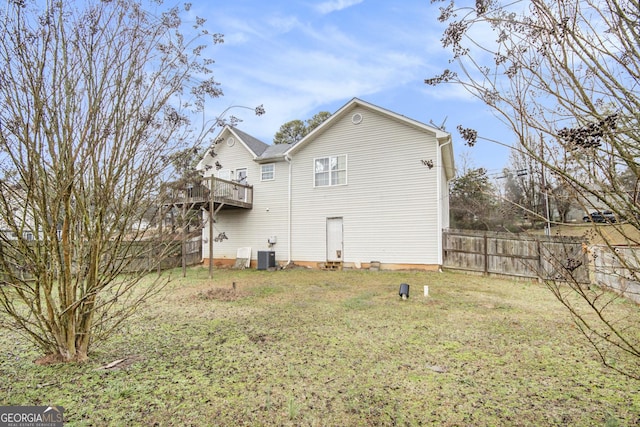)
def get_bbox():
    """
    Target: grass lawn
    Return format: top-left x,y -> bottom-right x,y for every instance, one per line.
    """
1,267 -> 639,426
532,222 -> 640,245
